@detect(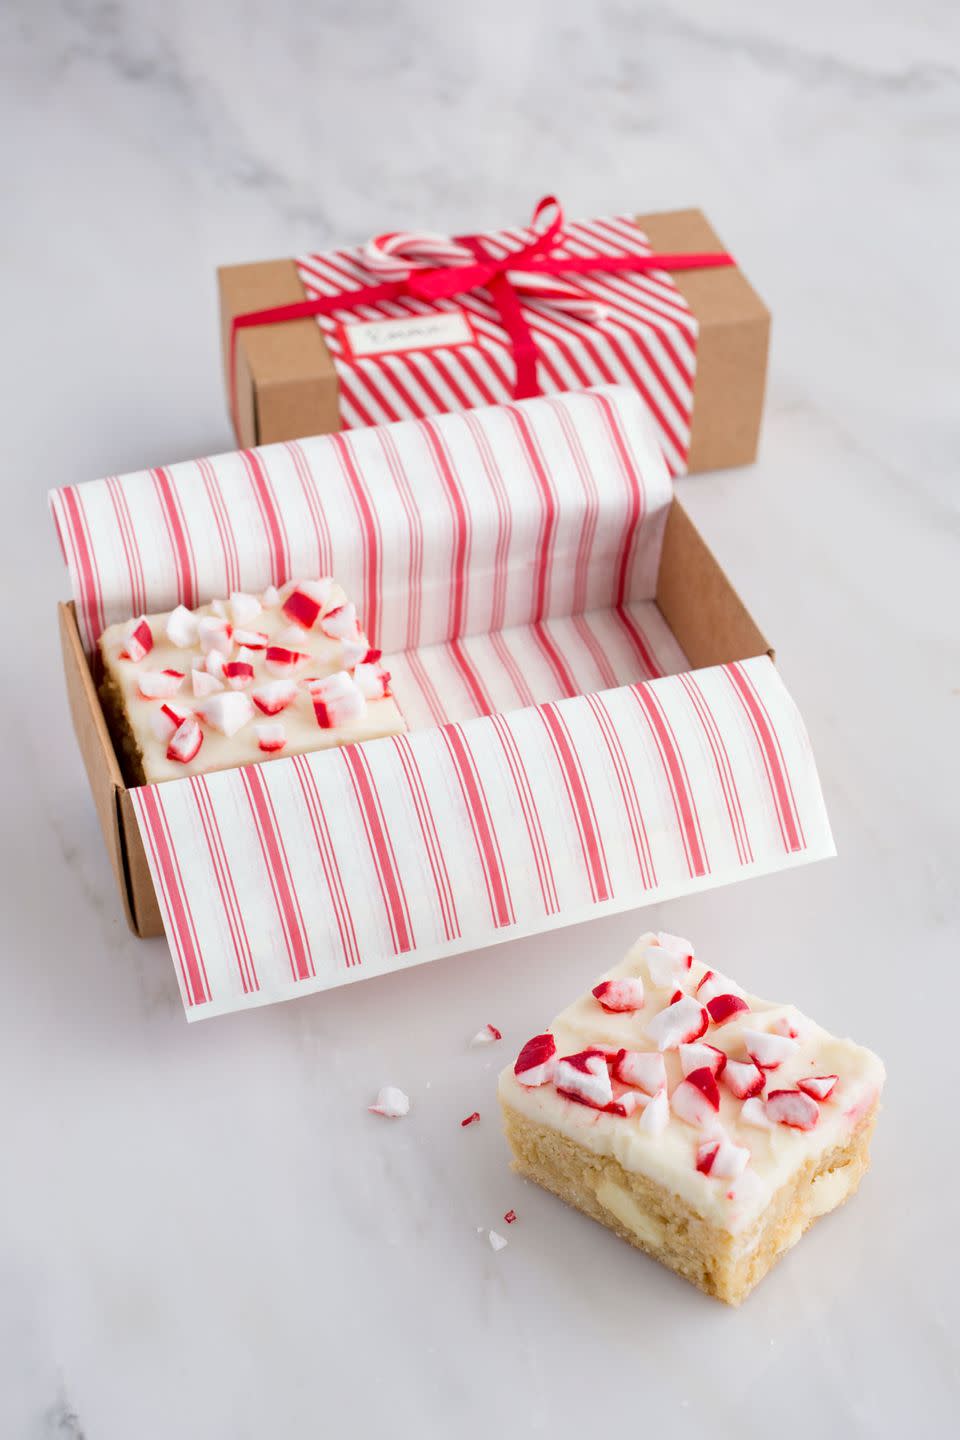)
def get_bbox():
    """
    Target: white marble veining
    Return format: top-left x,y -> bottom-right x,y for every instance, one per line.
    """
1,1 -> 958,1435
